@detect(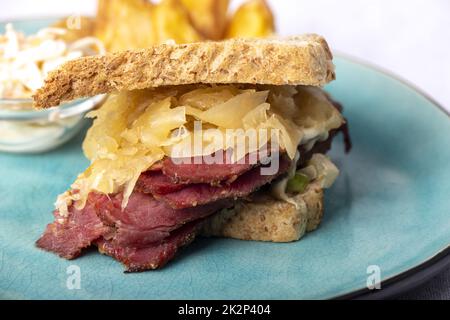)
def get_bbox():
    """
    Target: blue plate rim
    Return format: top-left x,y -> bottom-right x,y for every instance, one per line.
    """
336,52 -> 450,117
332,53 -> 450,299
336,246 -> 450,300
